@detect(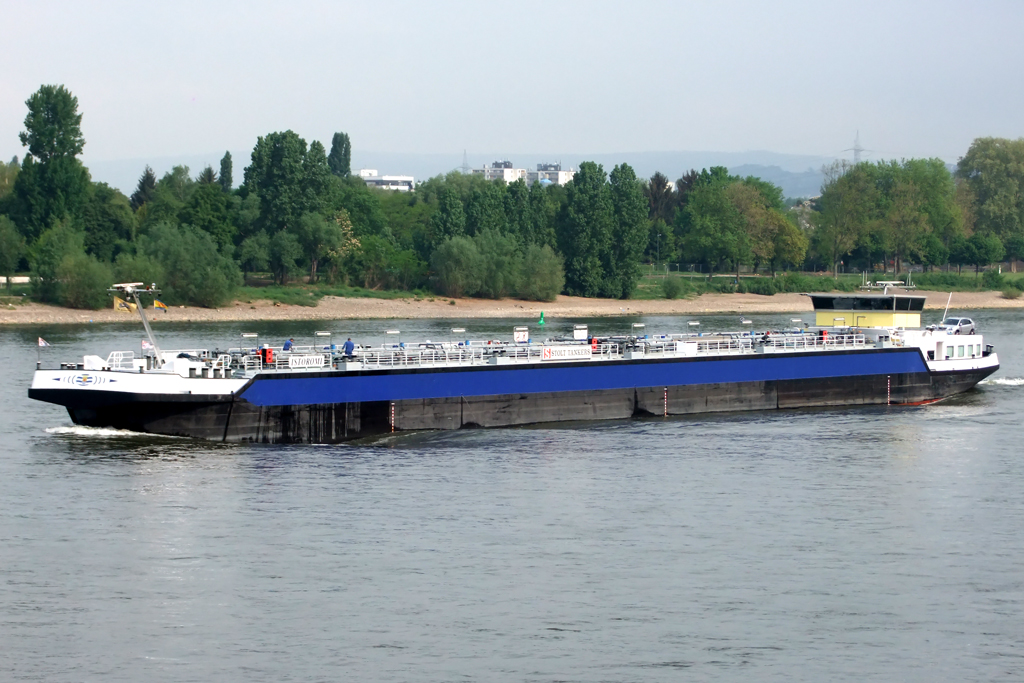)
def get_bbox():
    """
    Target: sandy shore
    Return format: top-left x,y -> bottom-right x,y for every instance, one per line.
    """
1,290 -> 1021,325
